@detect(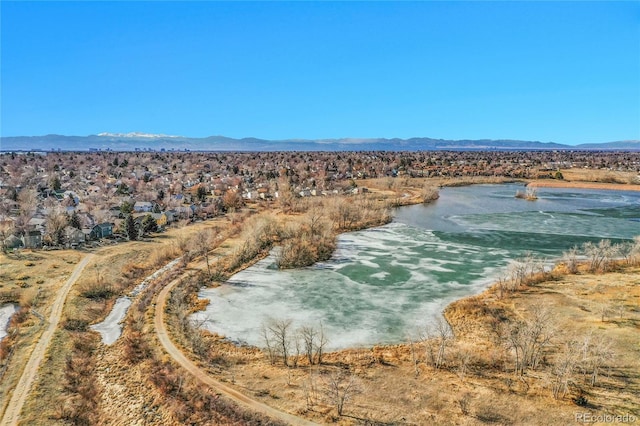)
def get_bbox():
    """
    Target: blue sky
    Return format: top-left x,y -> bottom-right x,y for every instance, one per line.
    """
1,1 -> 638,144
